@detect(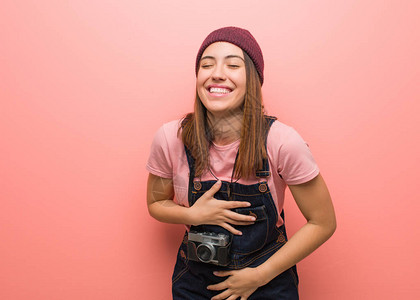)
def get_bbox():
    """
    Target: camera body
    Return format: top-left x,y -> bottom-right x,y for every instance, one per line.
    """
187,231 -> 231,266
